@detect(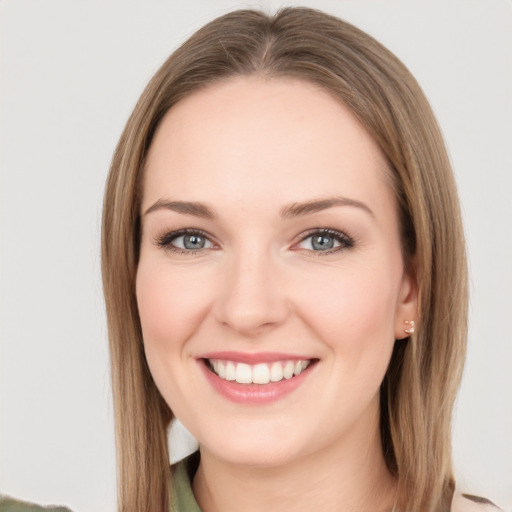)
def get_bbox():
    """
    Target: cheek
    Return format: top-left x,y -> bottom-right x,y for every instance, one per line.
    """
292,263 -> 400,355
135,261 -> 213,356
